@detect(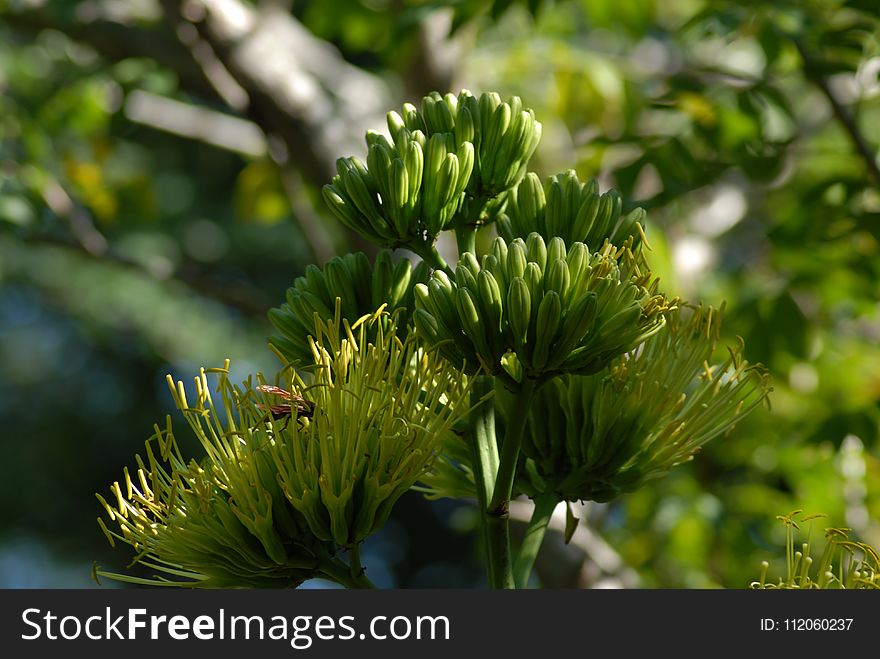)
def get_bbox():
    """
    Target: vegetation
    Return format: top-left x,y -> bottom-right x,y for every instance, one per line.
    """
1,0 -> 878,588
